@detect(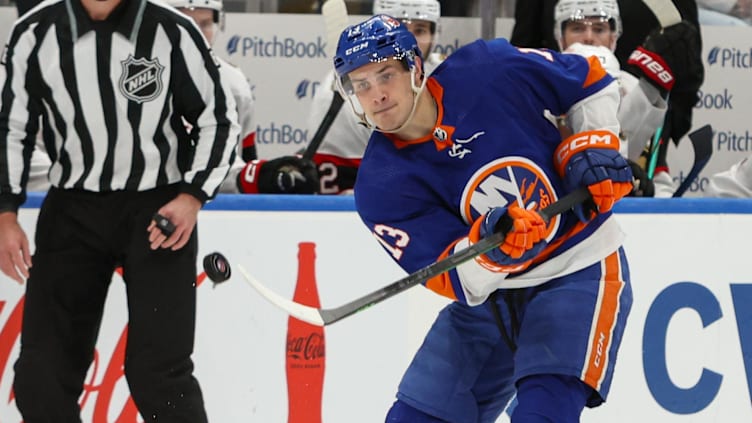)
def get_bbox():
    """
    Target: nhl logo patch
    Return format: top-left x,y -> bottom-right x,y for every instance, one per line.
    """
433,126 -> 447,142
119,55 -> 165,103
